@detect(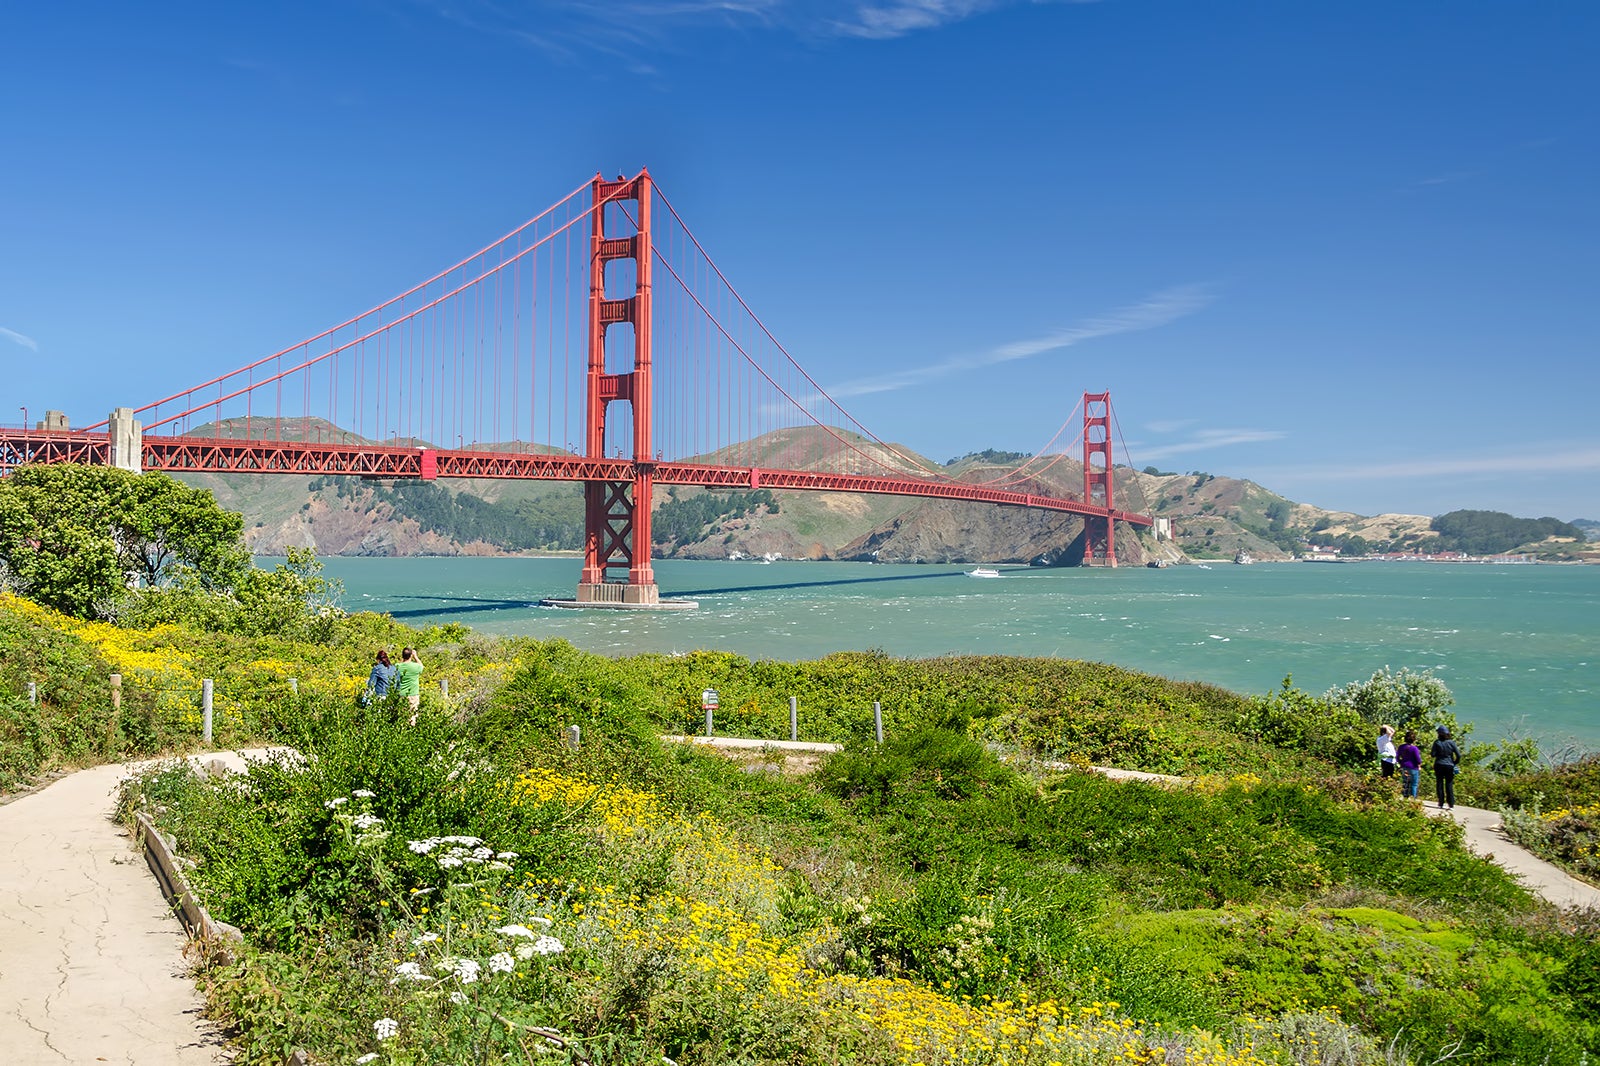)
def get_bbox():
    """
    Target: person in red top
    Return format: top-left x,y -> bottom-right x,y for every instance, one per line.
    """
1396,730 -> 1424,799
